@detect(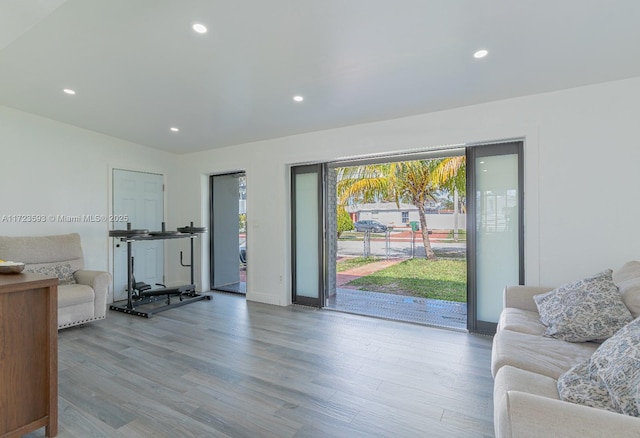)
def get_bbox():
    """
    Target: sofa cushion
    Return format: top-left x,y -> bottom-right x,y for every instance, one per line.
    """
58,284 -> 95,308
533,269 -> 633,342
557,360 -> 618,412
495,365 -> 560,401
589,317 -> 640,416
25,262 -> 76,285
494,366 -> 560,438
498,308 -> 546,336
0,233 -> 85,272
613,261 -> 640,318
491,329 -> 598,379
